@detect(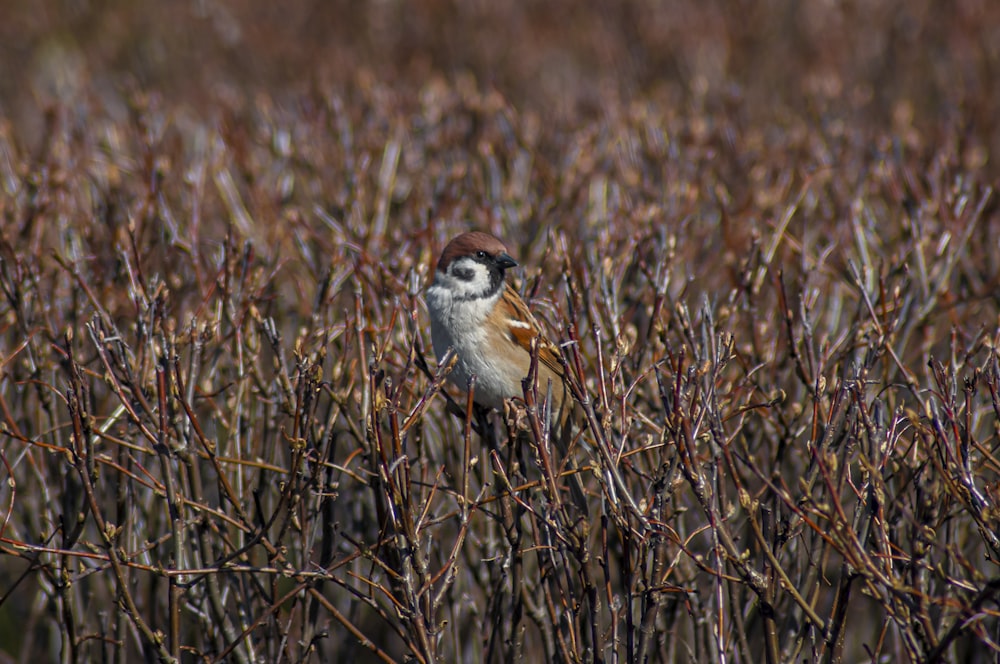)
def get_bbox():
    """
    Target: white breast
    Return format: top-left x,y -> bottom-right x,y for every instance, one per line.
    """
426,273 -> 519,409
